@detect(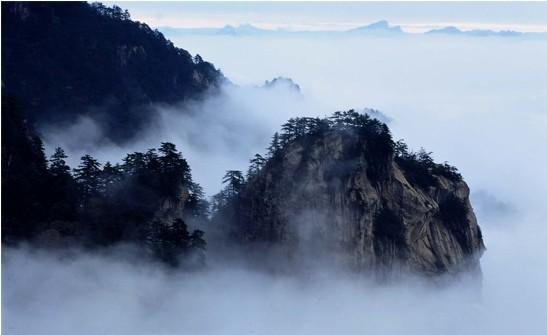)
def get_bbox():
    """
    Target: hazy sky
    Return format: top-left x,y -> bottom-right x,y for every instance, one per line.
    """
109,1 -> 547,32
